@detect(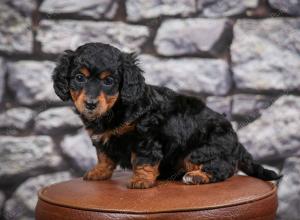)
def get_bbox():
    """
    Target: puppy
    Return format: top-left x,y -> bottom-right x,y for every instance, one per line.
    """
52,42 -> 281,189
